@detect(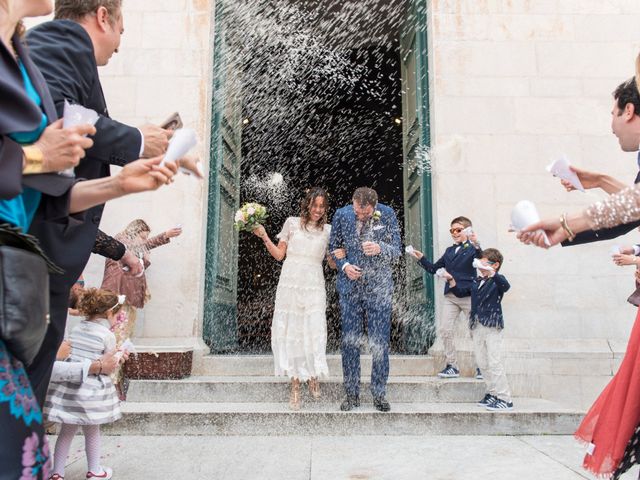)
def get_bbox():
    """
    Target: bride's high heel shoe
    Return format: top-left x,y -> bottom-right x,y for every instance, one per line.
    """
308,377 -> 321,399
289,378 -> 302,410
